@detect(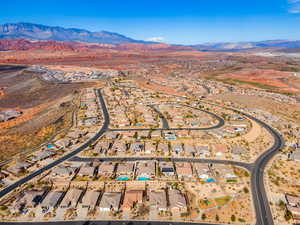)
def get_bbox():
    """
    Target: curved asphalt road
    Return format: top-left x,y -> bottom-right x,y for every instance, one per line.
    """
0,89 -> 284,225
110,104 -> 225,132
70,156 -> 252,171
147,105 -> 170,129
241,112 -> 284,225
0,89 -> 110,199
176,103 -> 225,128
198,101 -> 285,225
157,102 -> 226,130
